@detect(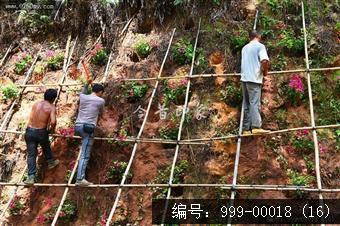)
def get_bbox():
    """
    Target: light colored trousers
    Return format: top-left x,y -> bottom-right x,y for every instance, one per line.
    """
242,82 -> 262,131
